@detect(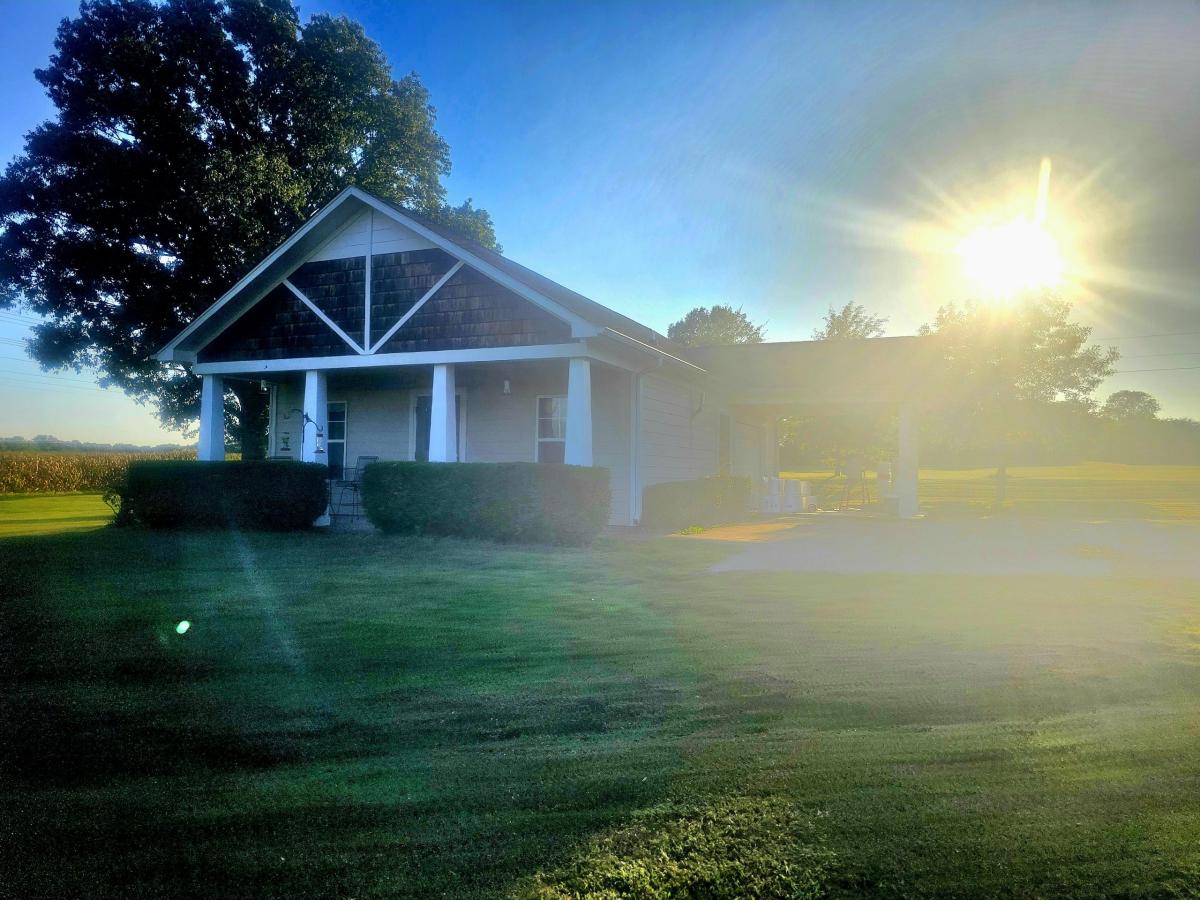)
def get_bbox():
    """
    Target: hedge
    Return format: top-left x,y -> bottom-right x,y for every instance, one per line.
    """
111,460 -> 329,530
362,462 -> 610,546
641,476 -> 751,532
